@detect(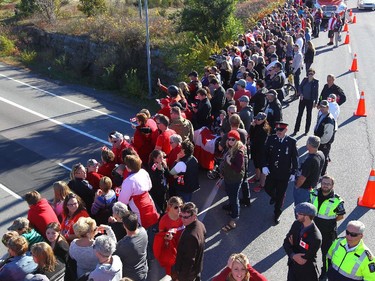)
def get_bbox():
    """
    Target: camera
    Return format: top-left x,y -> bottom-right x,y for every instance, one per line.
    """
209,54 -> 227,65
